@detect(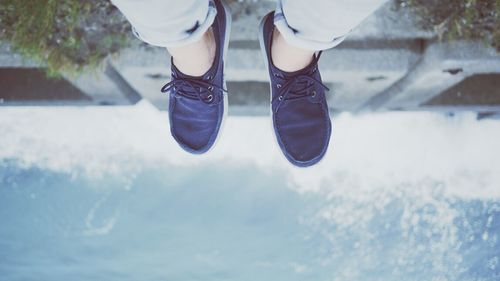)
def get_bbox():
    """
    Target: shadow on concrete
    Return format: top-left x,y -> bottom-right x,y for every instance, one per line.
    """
0,68 -> 91,103
424,74 -> 500,106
